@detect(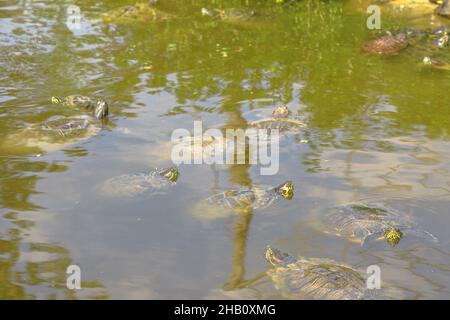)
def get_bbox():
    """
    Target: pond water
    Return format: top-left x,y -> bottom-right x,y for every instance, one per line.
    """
0,0 -> 450,299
